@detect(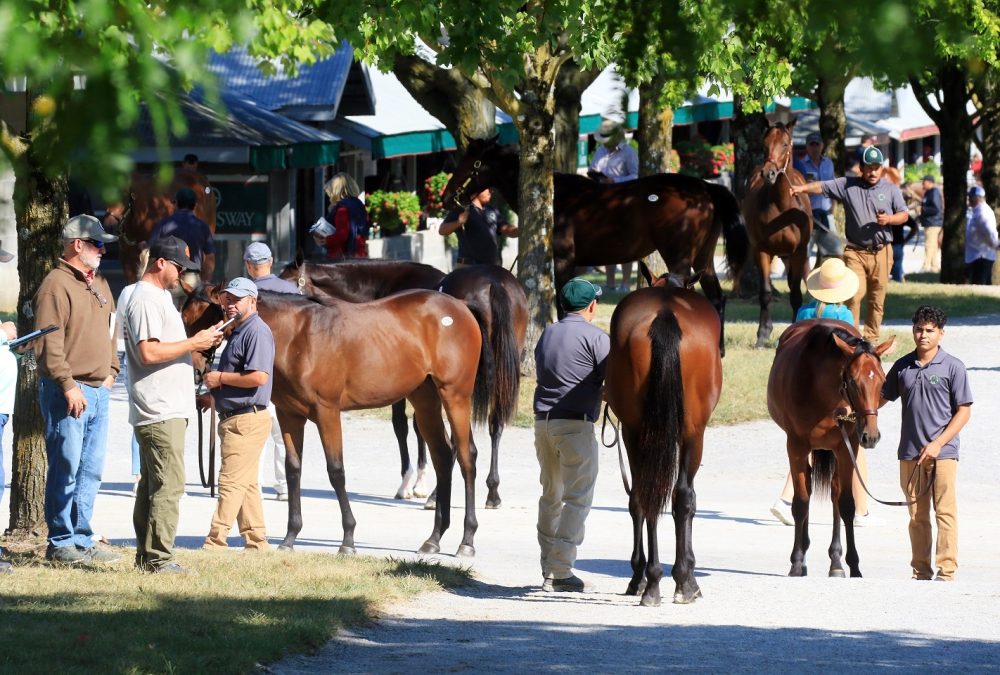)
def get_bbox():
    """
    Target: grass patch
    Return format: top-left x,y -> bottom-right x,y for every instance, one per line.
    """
358,274 -> 998,430
0,544 -> 470,673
